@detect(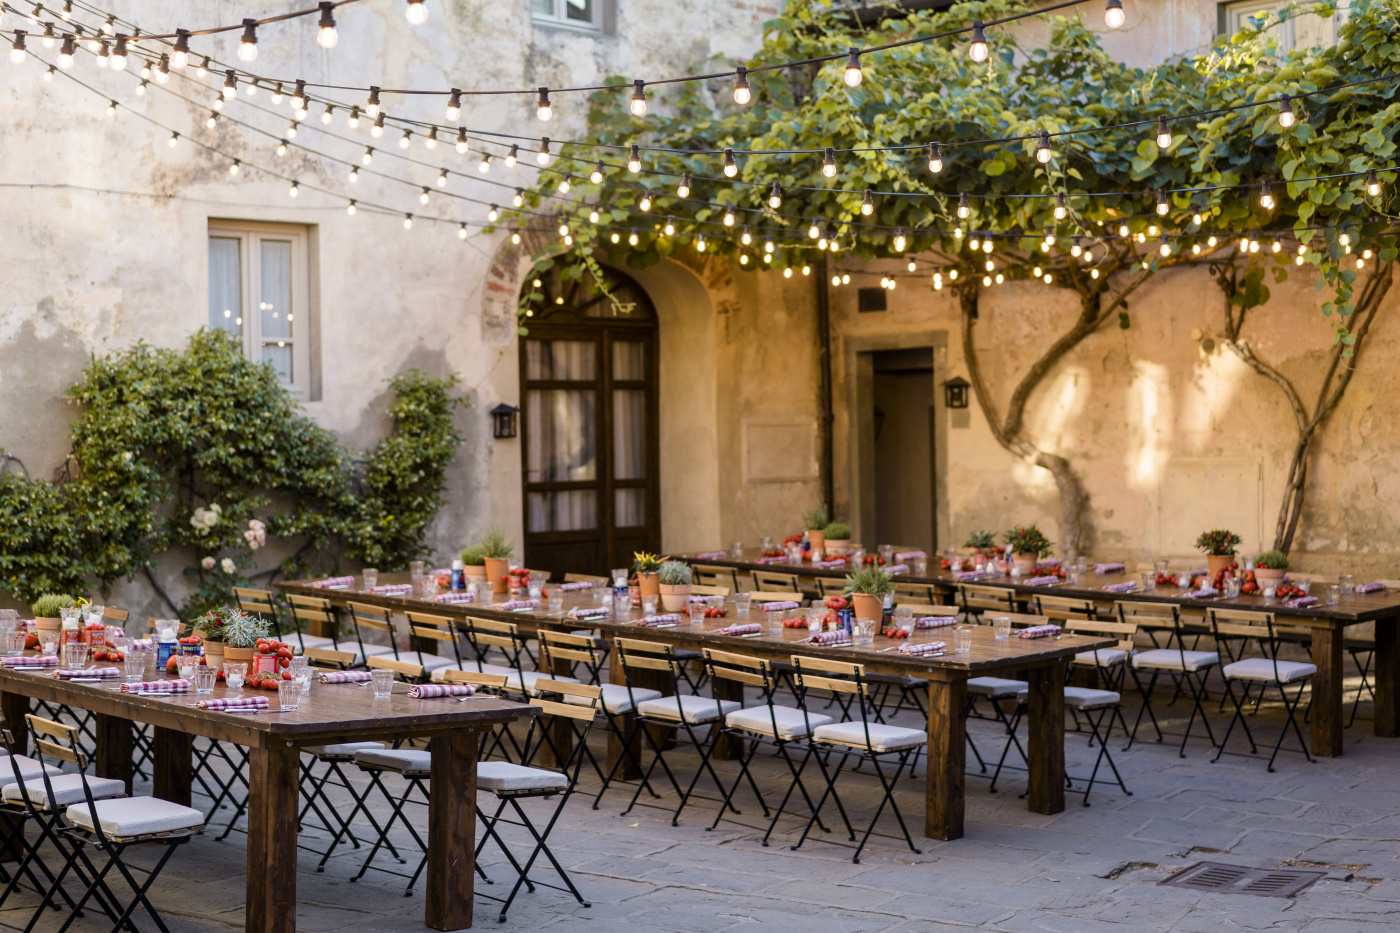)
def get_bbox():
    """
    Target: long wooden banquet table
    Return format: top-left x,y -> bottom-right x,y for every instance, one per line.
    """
0,658 -> 535,933
276,575 -> 1114,842
682,554 -> 1400,759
